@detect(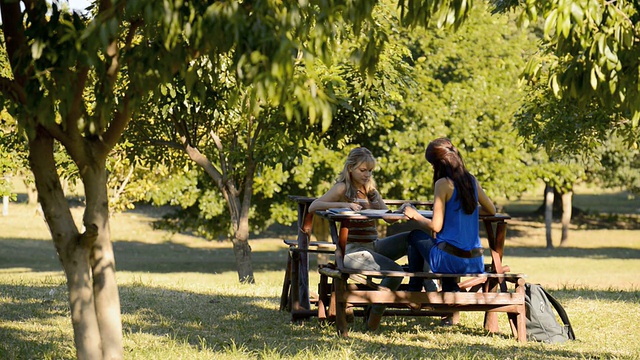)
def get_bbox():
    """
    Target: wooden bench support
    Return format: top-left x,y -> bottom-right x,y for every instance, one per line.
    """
319,266 -> 527,342
280,240 -> 334,319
